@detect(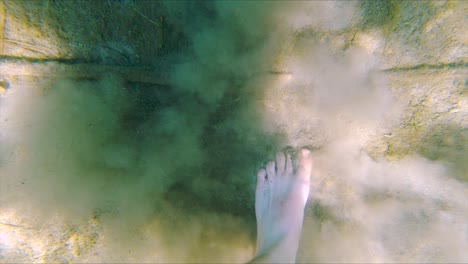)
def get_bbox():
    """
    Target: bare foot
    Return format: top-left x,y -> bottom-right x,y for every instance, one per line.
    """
251,149 -> 312,263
